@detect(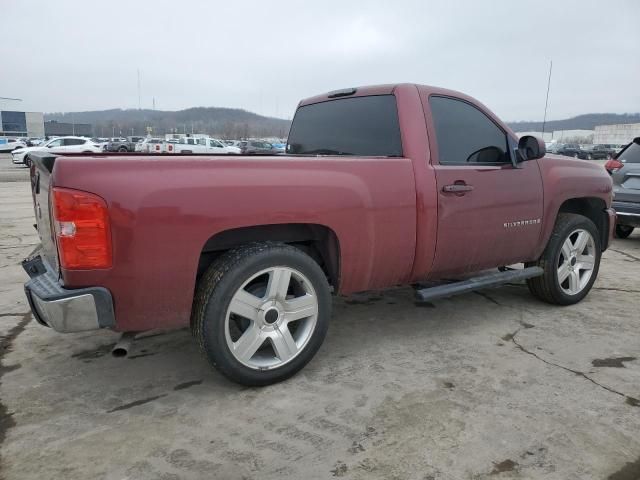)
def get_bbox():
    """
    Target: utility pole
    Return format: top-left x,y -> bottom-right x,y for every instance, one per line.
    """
71,112 -> 75,135
137,69 -> 141,110
541,60 -> 553,140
